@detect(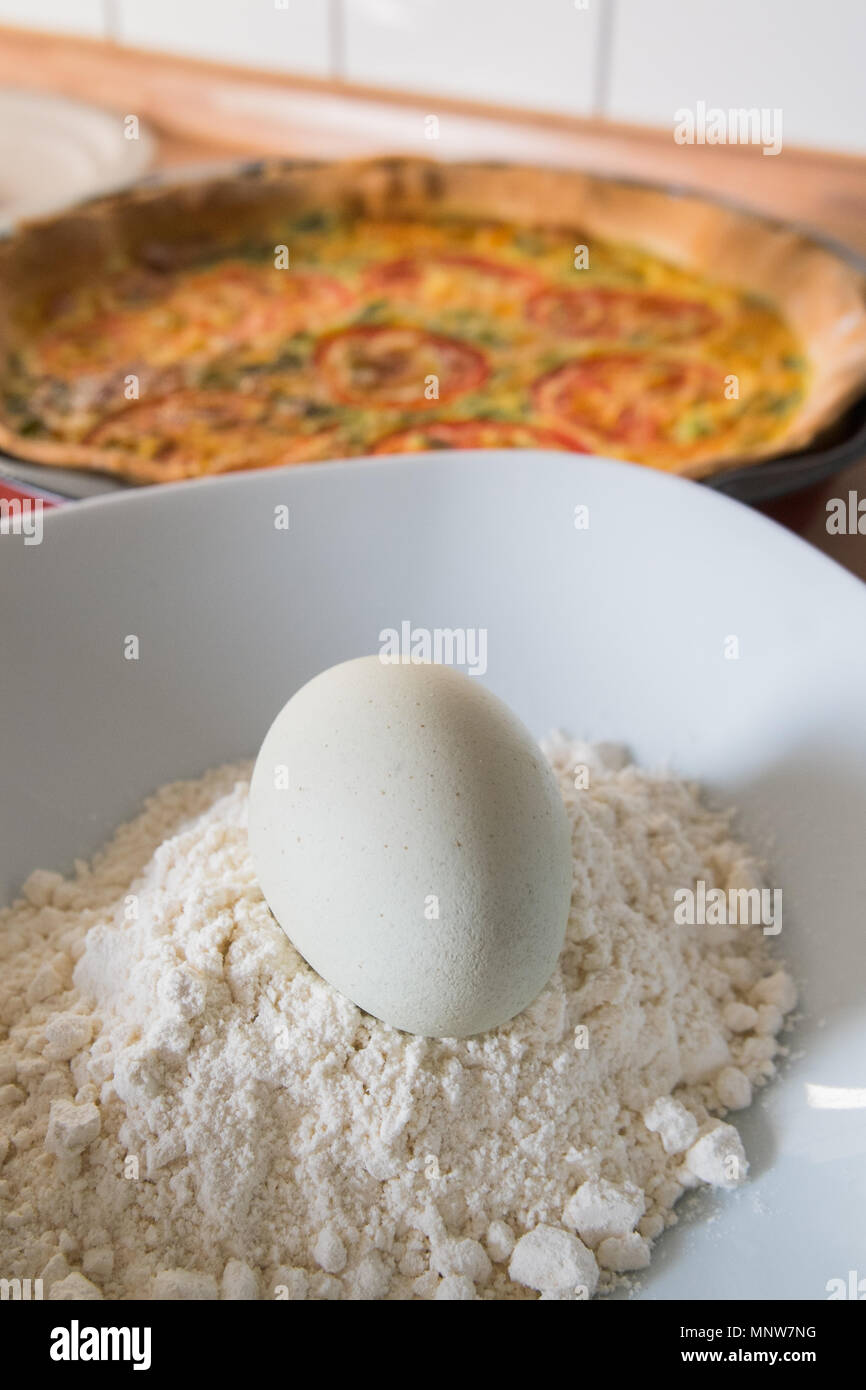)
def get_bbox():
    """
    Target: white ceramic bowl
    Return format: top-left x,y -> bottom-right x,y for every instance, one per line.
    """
2,450 -> 865,1300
